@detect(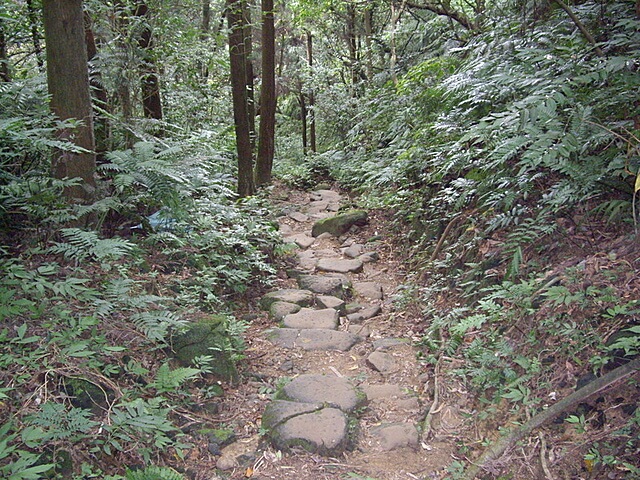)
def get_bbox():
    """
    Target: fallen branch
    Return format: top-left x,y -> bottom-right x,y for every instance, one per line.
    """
464,357 -> 640,479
